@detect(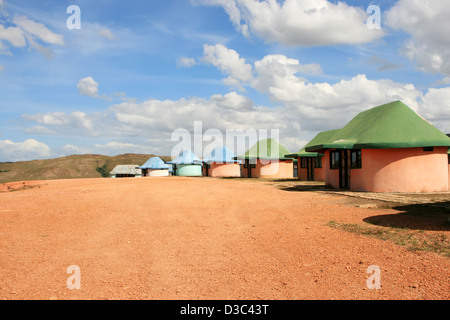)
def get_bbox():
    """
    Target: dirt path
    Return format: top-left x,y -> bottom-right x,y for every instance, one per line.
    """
0,177 -> 448,300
